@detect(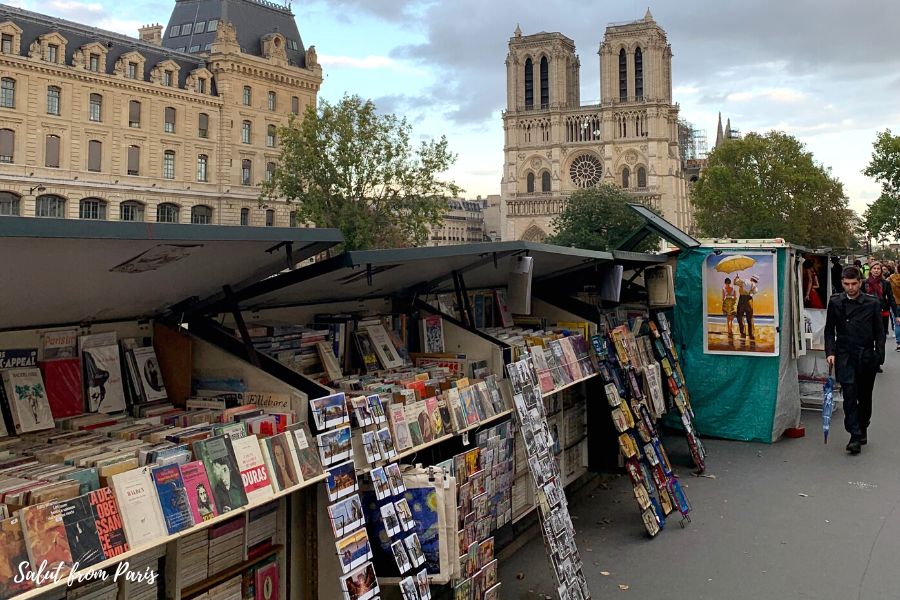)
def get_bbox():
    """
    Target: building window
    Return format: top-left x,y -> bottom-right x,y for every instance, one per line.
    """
128,100 -> 141,127
524,58 -> 533,109
127,145 -> 140,175
541,171 -> 551,192
45,134 -> 60,168
175,47 -> 185,52
539,56 -> 549,108
36,194 -> 65,218
86,139 -> 103,172
619,48 -> 627,101
79,197 -> 106,220
0,128 -> 13,163
1,78 -> 15,108
89,53 -> 100,72
169,25 -> 181,37
164,70 -> 173,86
198,112 -> 209,138
120,200 -> 144,222
204,43 -> 211,51
243,86 -> 251,106
89,93 -> 102,121
526,172 -> 535,193
128,62 -> 138,79
622,167 -> 630,188
242,121 -> 251,144
291,96 -> 299,115
191,205 -> 212,224
189,45 -> 200,53
635,47 -> 643,99
637,166 -> 647,188
289,210 -> 297,227
241,159 -> 252,185
240,207 -> 249,225
157,202 -> 179,223
266,161 -> 275,182
48,44 -> 59,63
267,91 -> 276,111
181,23 -> 192,36
207,19 -> 218,32
0,191 -> 19,215
197,154 -> 208,181
1,34 -> 12,54
265,209 -> 274,227
266,124 -> 276,147
194,21 -> 205,34
198,78 -> 206,93
47,86 -> 61,115
164,107 -> 176,133
163,150 -> 175,179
